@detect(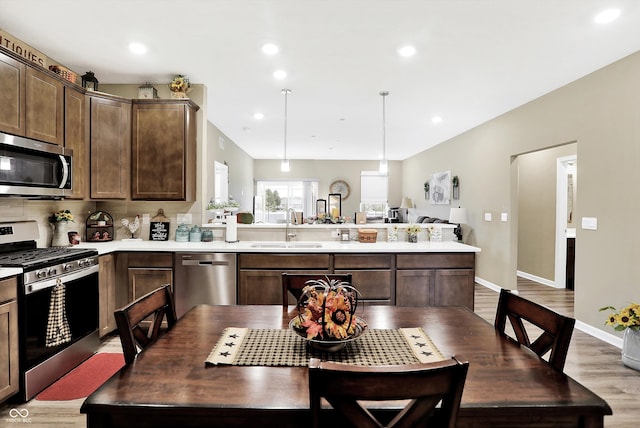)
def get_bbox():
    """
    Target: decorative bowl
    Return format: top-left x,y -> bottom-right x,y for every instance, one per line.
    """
289,316 -> 368,352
